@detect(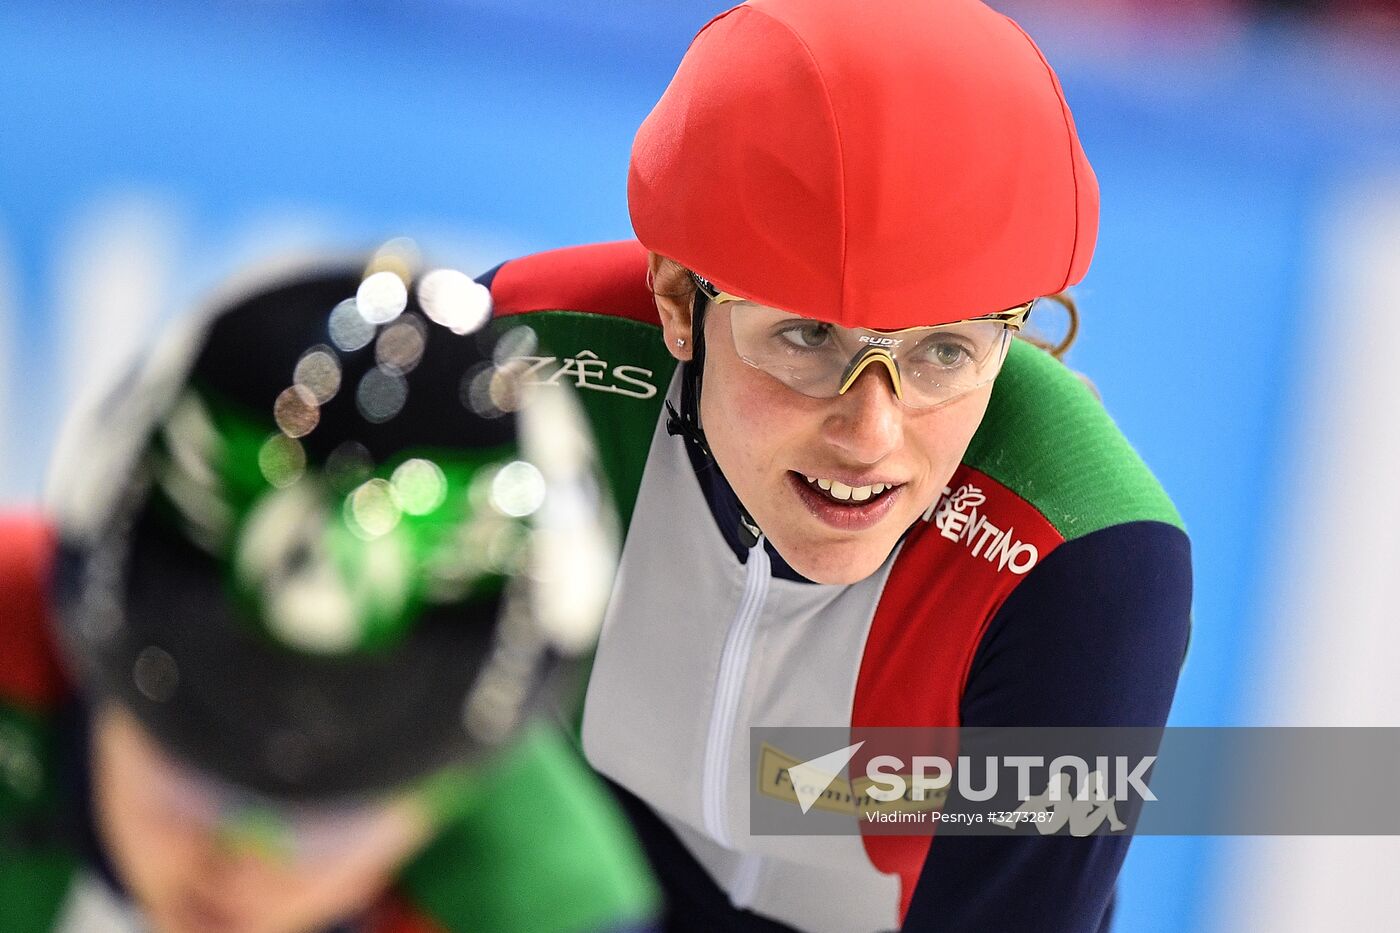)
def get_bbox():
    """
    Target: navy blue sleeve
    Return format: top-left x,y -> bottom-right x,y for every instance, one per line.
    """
901,520 -> 1192,933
